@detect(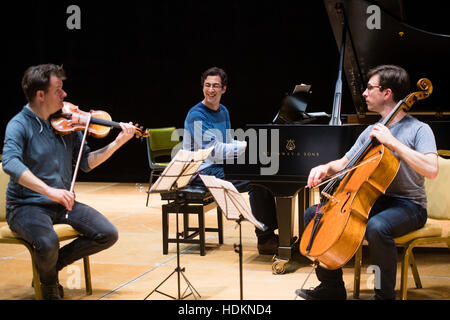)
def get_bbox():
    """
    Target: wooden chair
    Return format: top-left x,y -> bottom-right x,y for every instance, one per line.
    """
0,163 -> 92,299
353,154 -> 450,300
